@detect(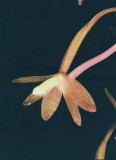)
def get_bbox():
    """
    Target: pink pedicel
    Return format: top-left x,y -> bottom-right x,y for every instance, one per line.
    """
69,44 -> 116,79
